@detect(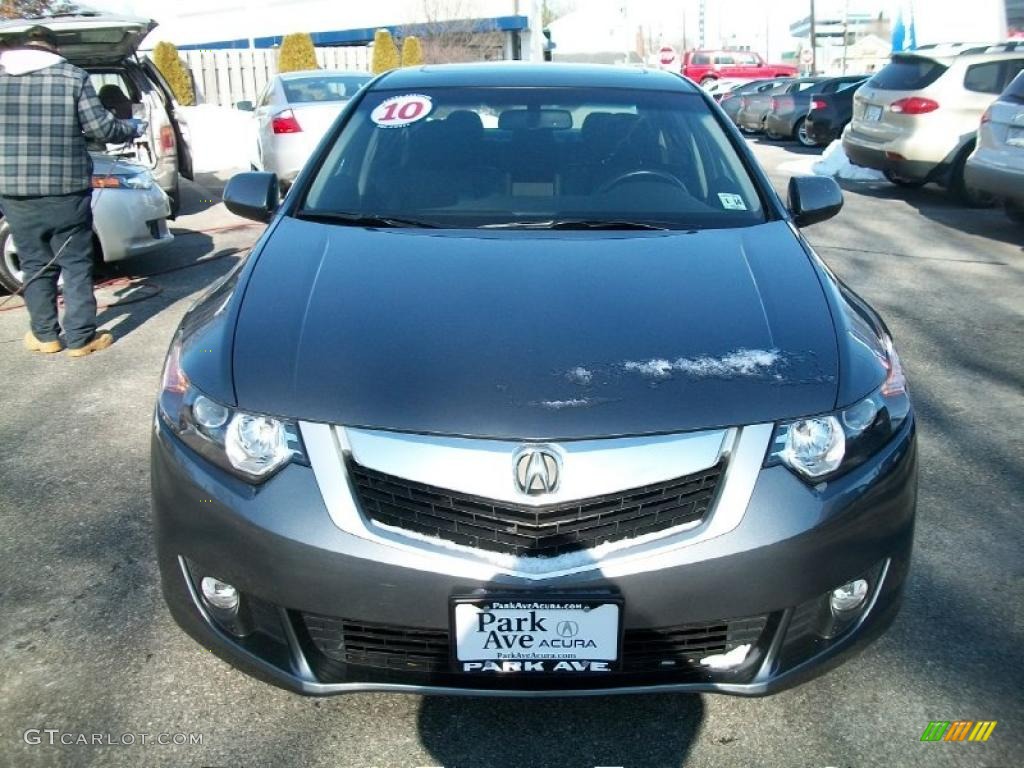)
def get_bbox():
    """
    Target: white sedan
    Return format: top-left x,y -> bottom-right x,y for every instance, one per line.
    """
0,153 -> 172,293
246,70 -> 372,187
